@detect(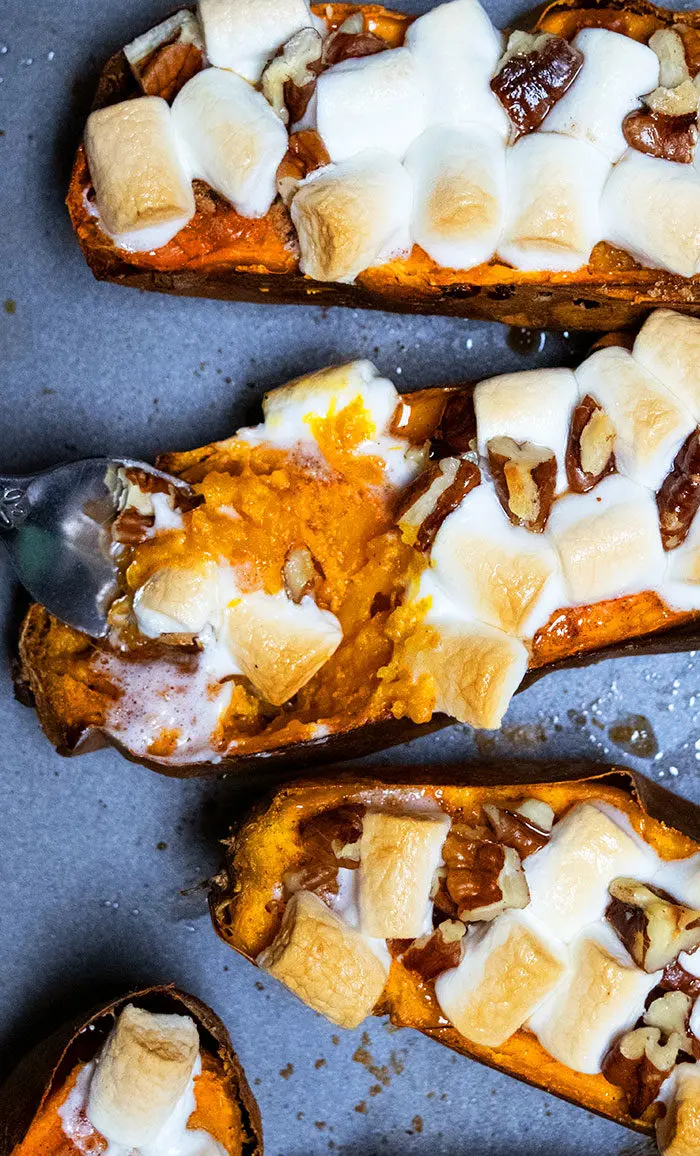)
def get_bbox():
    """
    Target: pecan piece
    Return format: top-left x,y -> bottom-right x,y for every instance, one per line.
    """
483,799 -> 553,858
441,831 -> 529,922
262,28 -> 324,125
566,393 -> 616,493
606,878 -> 700,973
623,109 -> 697,163
283,545 -> 319,603
430,391 -> 477,458
124,11 -> 205,102
396,457 -> 480,551
322,14 -> 388,67
487,436 -> 556,532
657,429 -> 700,550
276,129 -> 331,206
284,805 -> 365,902
401,919 -> 466,980
113,507 -> 155,545
649,29 -> 691,90
661,959 -> 700,1000
603,1024 -> 684,1117
491,32 -> 583,135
